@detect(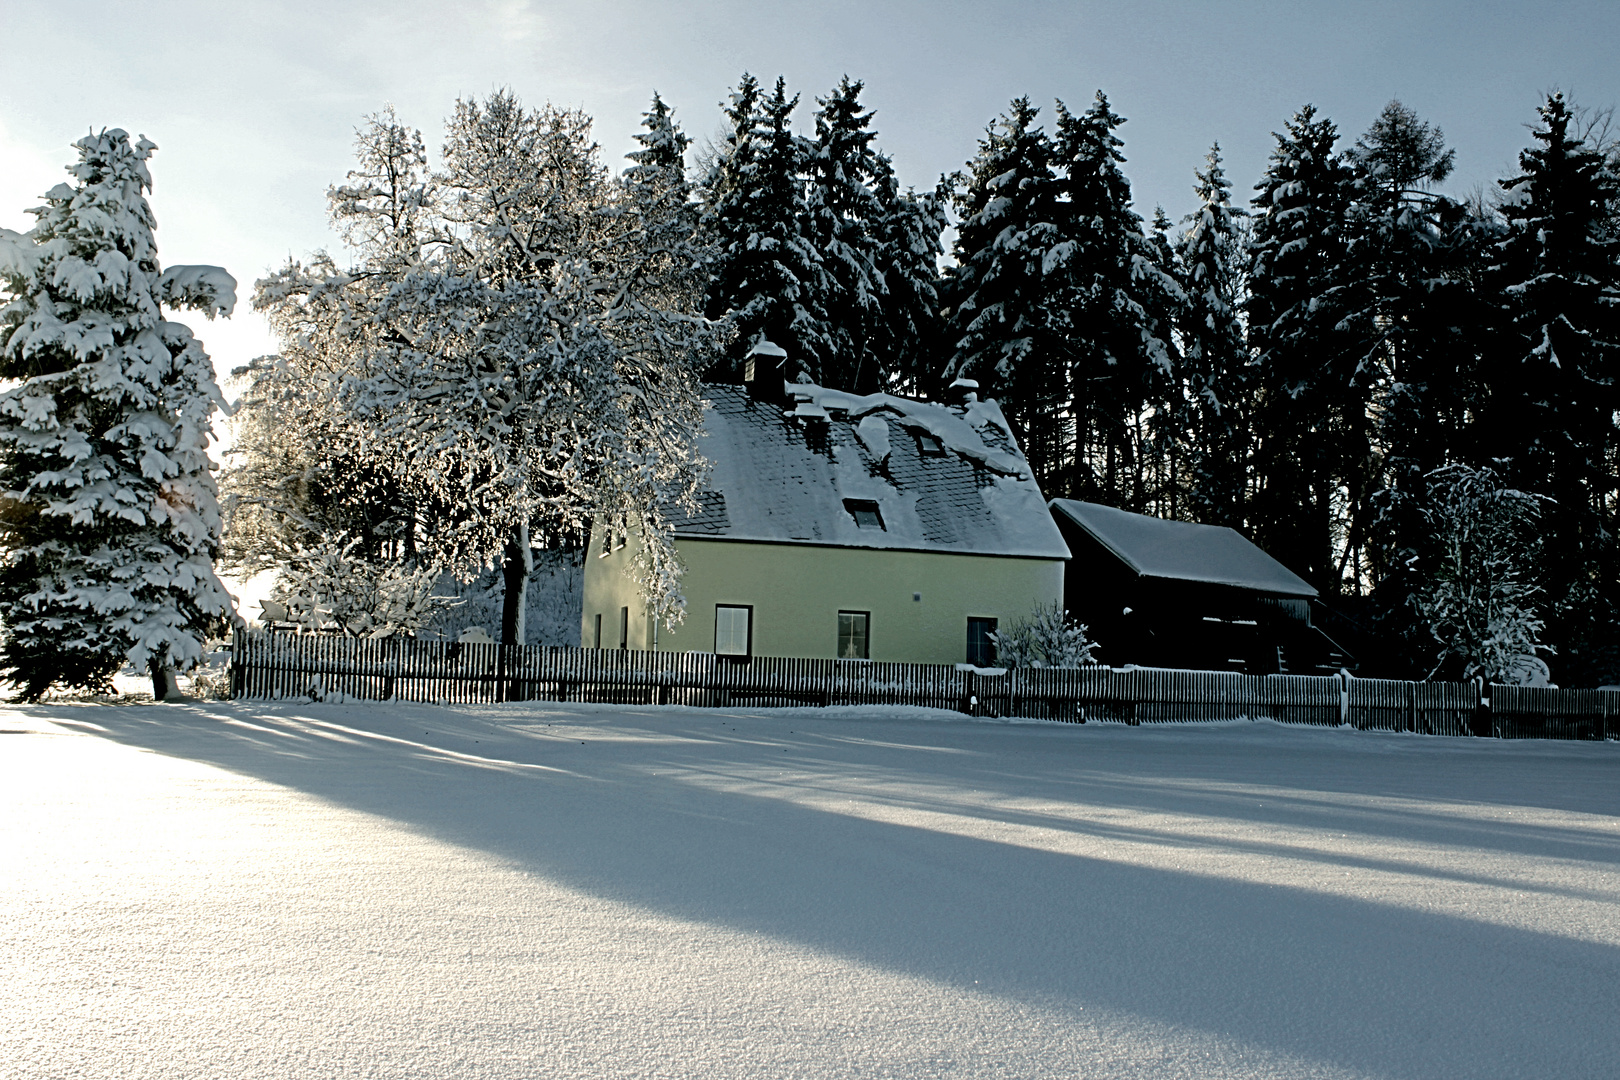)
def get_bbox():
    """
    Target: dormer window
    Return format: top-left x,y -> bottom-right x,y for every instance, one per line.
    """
844,499 -> 884,530
915,432 -> 946,457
